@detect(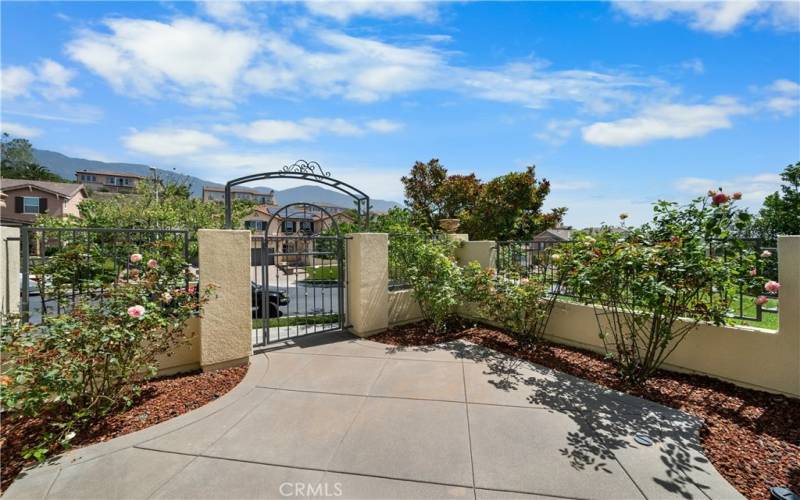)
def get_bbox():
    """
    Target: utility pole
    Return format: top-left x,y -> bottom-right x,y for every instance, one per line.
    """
150,167 -> 159,204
